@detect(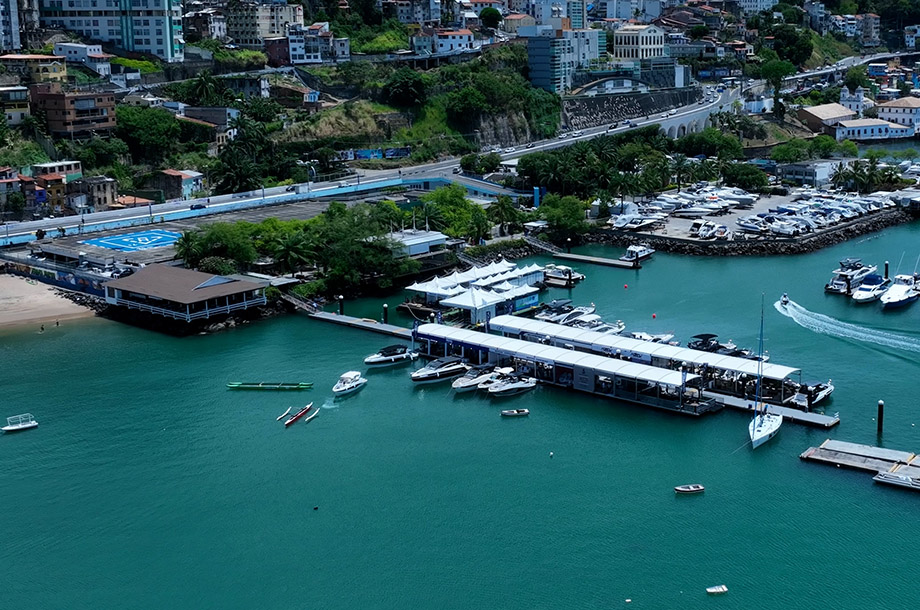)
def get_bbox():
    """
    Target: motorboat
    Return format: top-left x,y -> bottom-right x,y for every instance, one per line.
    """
736,216 -> 767,234
686,333 -> 723,352
712,225 -> 732,240
410,357 -> 470,384
488,376 -> 538,397
452,366 -> 514,393
768,219 -> 800,236
674,484 -> 704,494
851,274 -> 891,303
332,371 -> 368,396
477,369 -> 515,391
671,206 -> 711,219
501,409 -> 530,417
363,344 -> 419,366
626,331 -> 676,344
880,274 -> 920,309
780,293 -> 789,307
284,403 -> 314,427
543,264 -> 585,283
792,379 -> 835,409
2,413 -> 38,433
825,258 -> 877,294
619,243 -> 655,263
535,299 -> 573,322
706,585 -> 729,595
697,221 -> 719,240
556,305 -> 596,325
